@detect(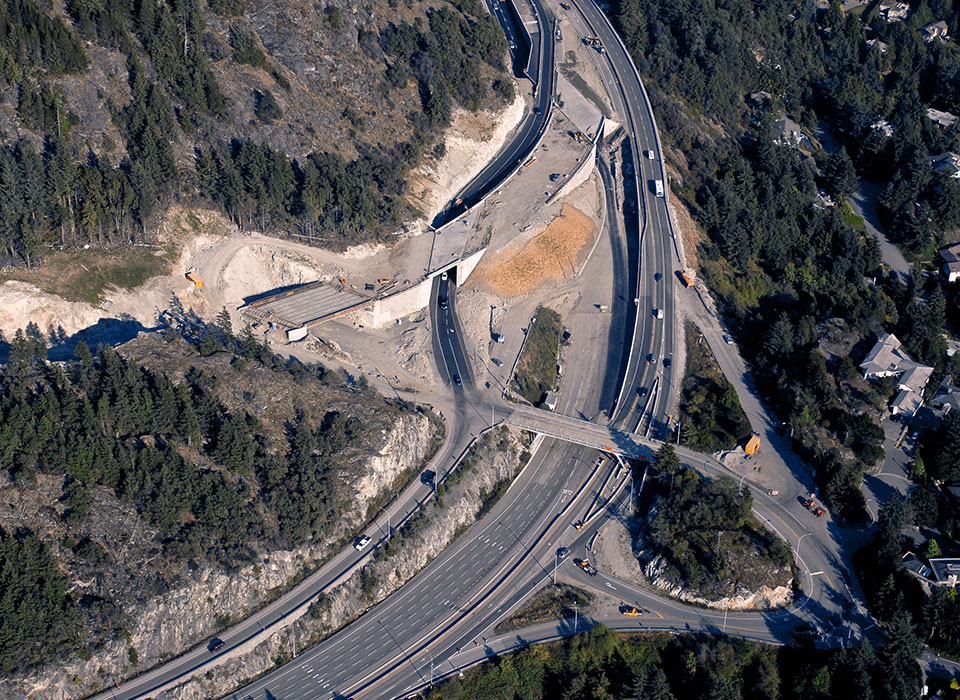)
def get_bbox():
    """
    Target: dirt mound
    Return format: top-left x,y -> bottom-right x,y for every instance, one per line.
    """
471,204 -> 596,297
